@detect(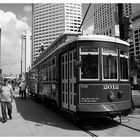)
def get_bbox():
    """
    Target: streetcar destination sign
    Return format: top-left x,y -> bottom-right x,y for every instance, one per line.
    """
102,48 -> 117,54
81,47 -> 98,52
